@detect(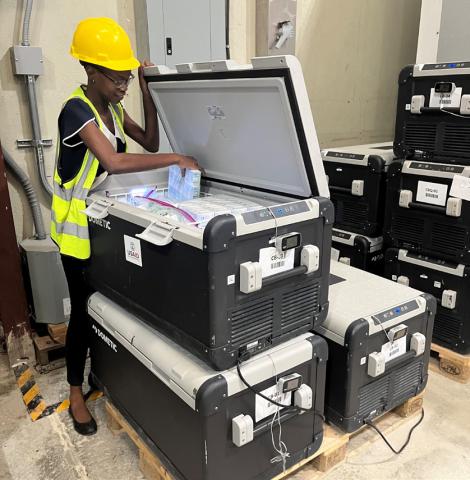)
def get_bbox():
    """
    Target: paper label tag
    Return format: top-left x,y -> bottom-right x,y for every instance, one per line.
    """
331,247 -> 340,262
429,87 -> 462,108
450,175 -> 470,201
255,384 -> 292,422
416,181 -> 448,206
63,298 -> 71,318
124,235 -> 143,267
259,247 -> 294,278
381,336 -> 406,363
